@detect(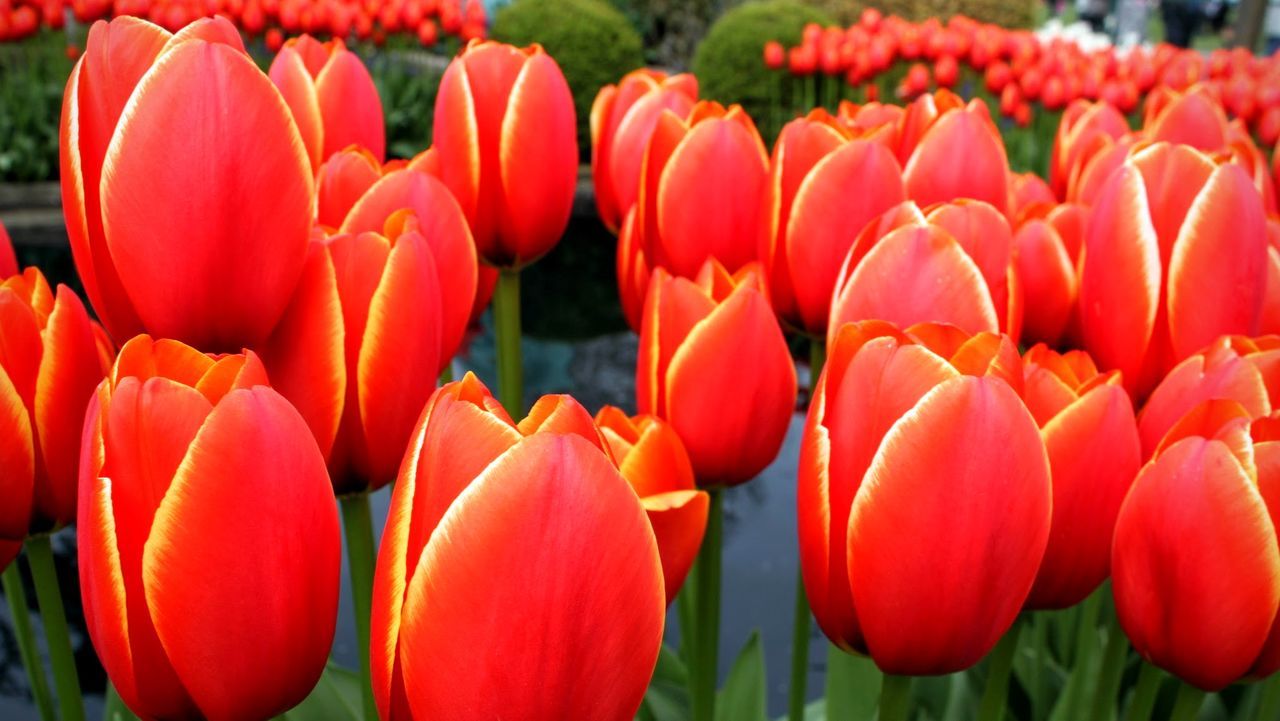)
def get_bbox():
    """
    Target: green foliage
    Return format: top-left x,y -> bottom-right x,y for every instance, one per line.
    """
609,0 -> 725,67
492,0 -> 646,160
369,54 -> 442,160
0,34 -> 74,182
716,631 -> 768,721
691,0 -> 833,140
801,0 -> 1037,28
